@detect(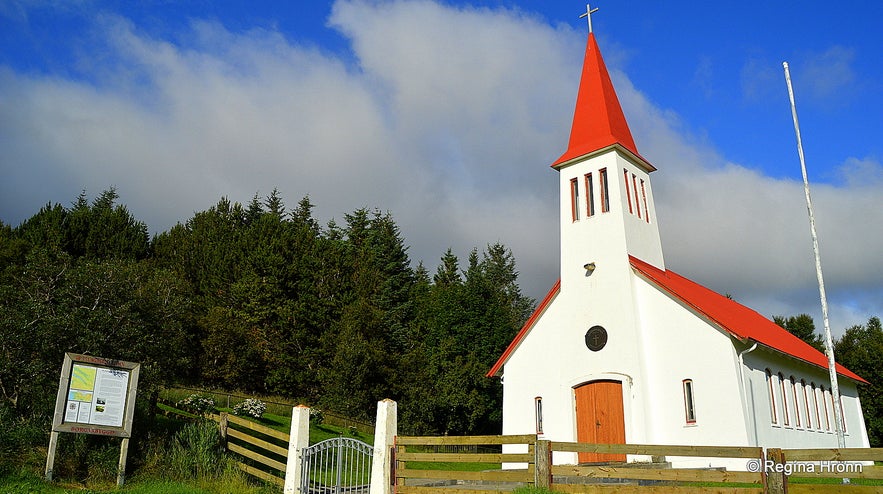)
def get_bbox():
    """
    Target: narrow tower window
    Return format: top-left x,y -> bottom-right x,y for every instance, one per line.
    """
570,178 -> 580,221
632,174 -> 641,218
640,179 -> 650,222
683,379 -> 696,424
535,397 -> 544,434
585,173 -> 595,217
623,169 -> 633,214
599,168 -> 610,213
